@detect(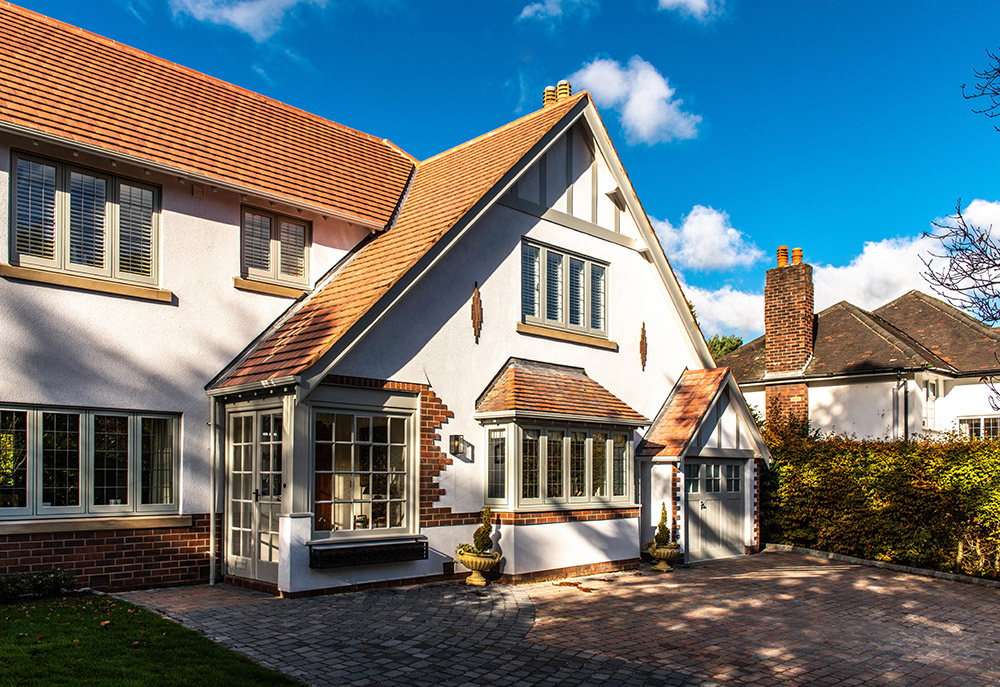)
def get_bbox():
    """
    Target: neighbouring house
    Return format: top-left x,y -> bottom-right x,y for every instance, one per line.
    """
720,245 -> 1000,439
0,2 -> 769,595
